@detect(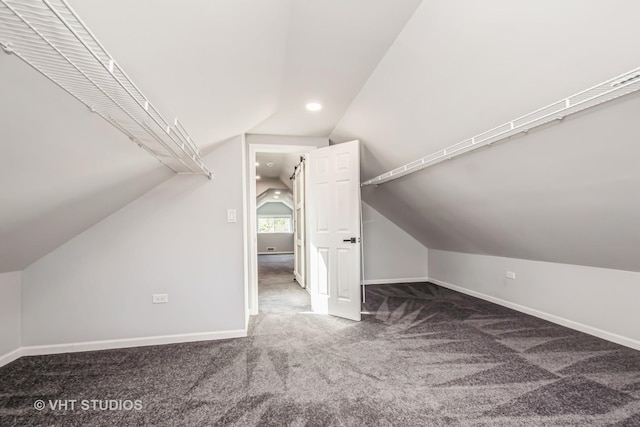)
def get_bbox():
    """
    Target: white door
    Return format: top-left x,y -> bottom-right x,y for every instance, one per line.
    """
293,158 -> 306,288
307,140 -> 361,321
